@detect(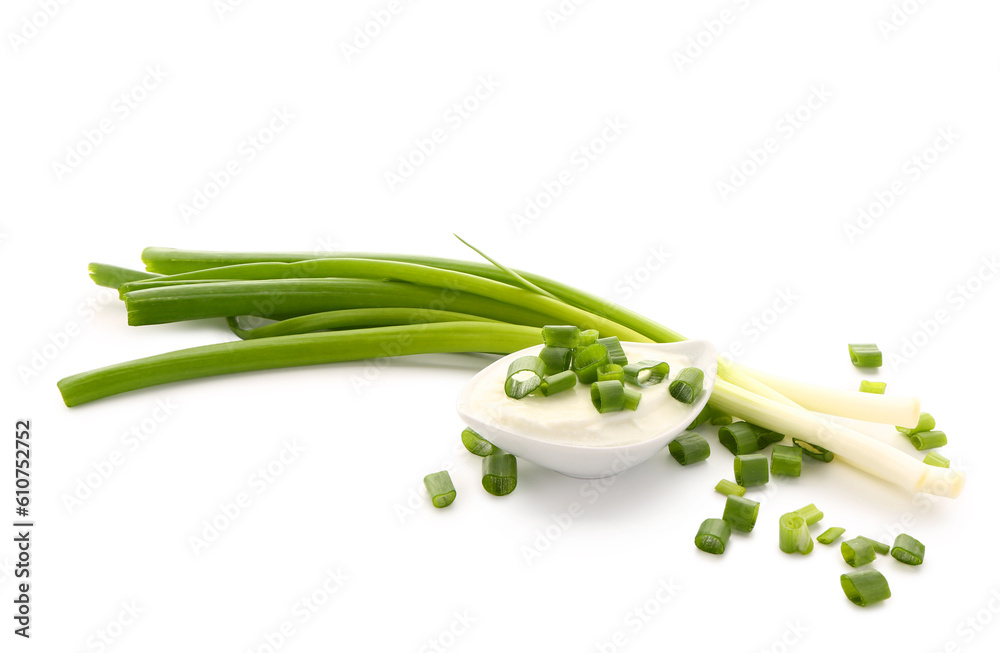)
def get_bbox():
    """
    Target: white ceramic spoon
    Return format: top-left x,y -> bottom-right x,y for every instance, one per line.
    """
457,340 -> 718,478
